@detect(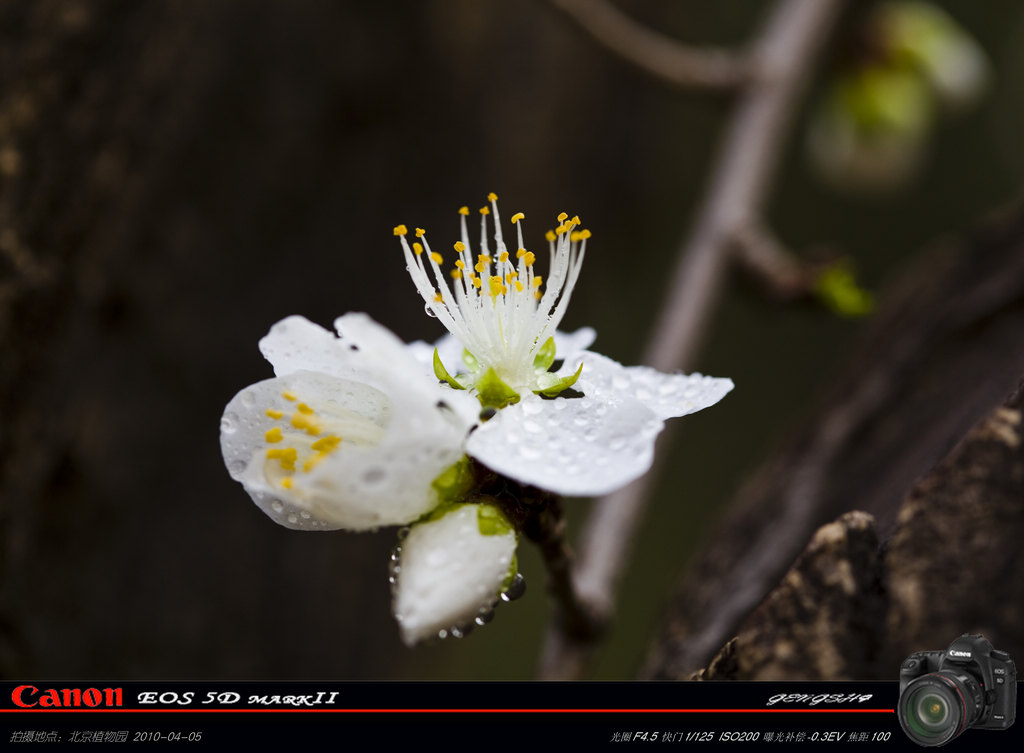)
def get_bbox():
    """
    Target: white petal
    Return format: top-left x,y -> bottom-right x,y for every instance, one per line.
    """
578,351 -> 734,421
224,314 -> 480,530
392,503 -> 517,646
465,392 -> 664,497
222,370 -> 469,530
552,326 -> 596,365
259,315 -> 352,377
